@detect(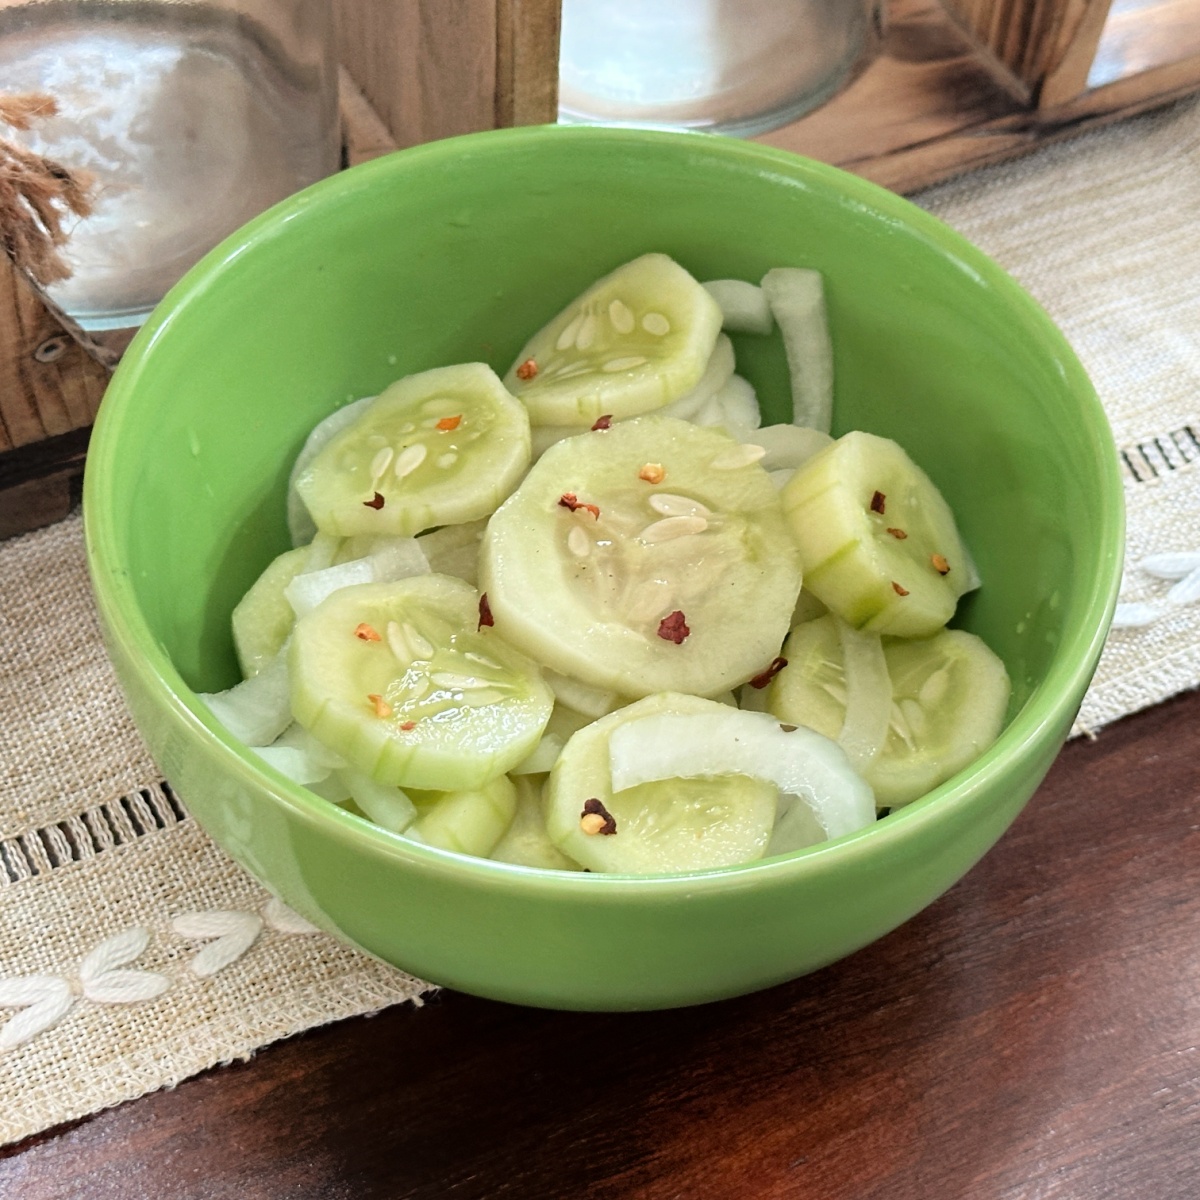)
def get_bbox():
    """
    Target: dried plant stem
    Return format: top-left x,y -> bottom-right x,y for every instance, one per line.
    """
0,92 -> 95,287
